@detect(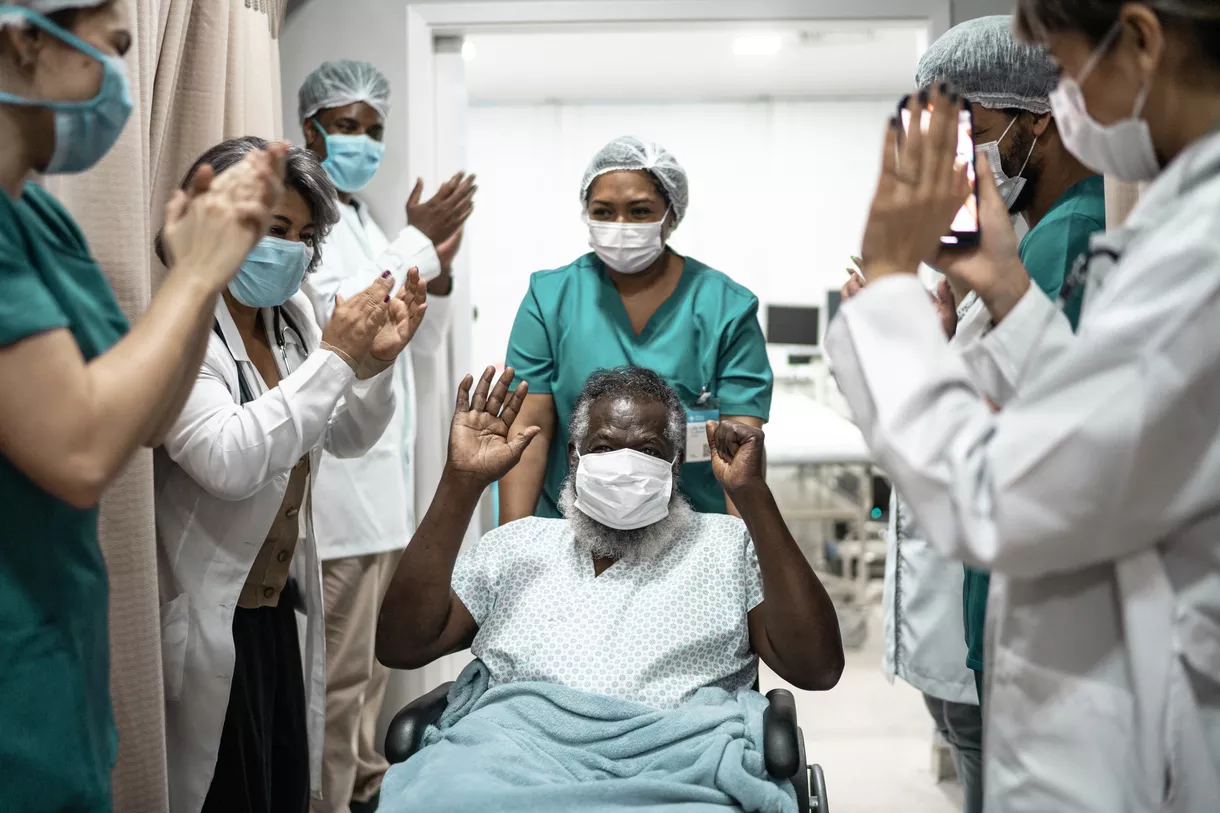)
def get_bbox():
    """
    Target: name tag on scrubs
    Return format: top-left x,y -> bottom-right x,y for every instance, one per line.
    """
686,405 -> 720,463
